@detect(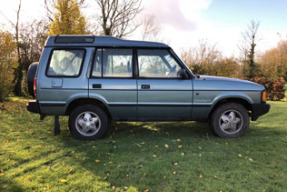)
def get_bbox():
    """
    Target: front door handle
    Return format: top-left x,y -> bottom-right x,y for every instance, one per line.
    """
141,84 -> 150,89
